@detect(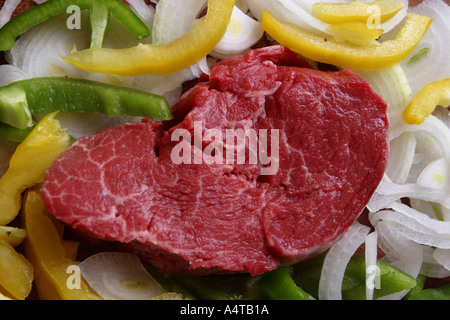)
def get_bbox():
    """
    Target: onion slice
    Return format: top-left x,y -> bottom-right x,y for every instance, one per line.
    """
211,5 -> 264,59
421,246 -> 450,278
353,63 -> 413,117
247,0 -> 329,35
0,65 -> 26,86
0,0 -> 20,28
399,0 -> 450,96
79,252 -> 165,300
318,222 -> 371,300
